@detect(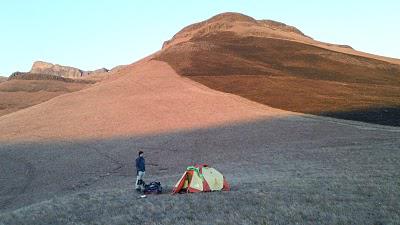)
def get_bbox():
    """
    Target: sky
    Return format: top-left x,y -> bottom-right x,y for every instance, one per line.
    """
0,0 -> 399,76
